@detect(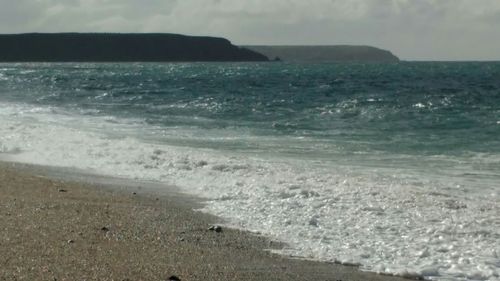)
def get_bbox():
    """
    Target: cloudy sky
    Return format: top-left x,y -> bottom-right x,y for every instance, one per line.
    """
1,0 -> 499,60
